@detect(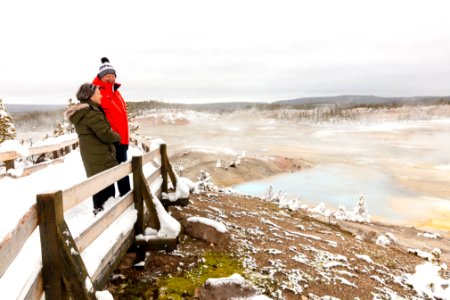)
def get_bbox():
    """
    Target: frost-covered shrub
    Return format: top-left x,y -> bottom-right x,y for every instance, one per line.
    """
0,99 -> 17,143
